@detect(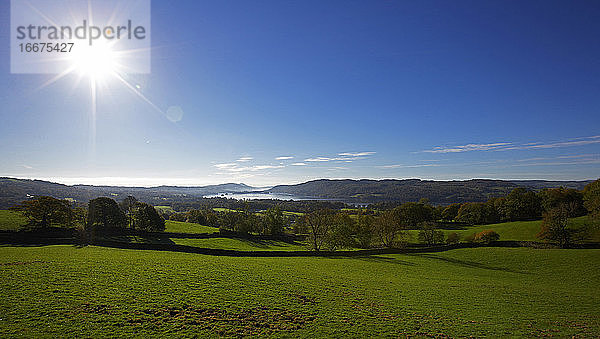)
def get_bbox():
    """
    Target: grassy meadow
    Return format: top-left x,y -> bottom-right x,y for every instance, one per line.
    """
0,245 -> 598,337
164,220 -> 219,234
1,209 -> 599,336
0,210 -> 28,231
